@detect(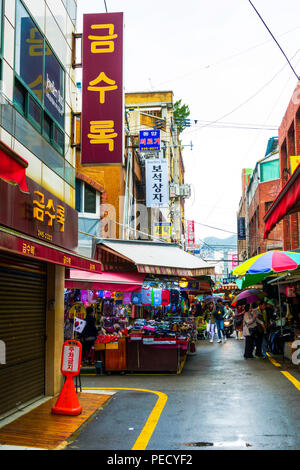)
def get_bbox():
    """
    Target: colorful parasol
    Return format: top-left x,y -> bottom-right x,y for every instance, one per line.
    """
232,250 -> 300,276
231,288 -> 265,307
203,295 -> 224,303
